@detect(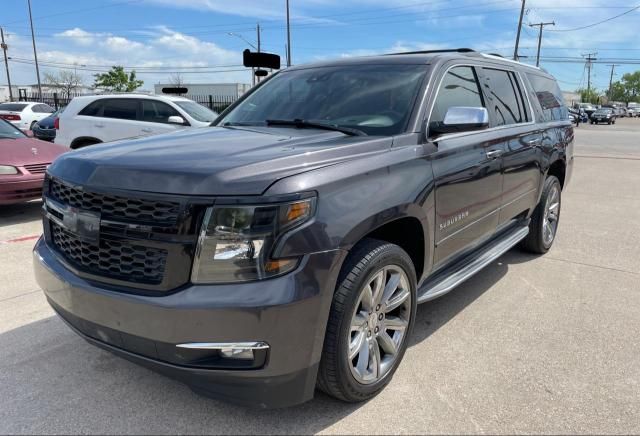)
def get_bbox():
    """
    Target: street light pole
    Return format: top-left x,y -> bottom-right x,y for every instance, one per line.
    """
513,0 -> 526,61
286,0 -> 292,67
1,27 -> 13,102
27,0 -> 43,100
